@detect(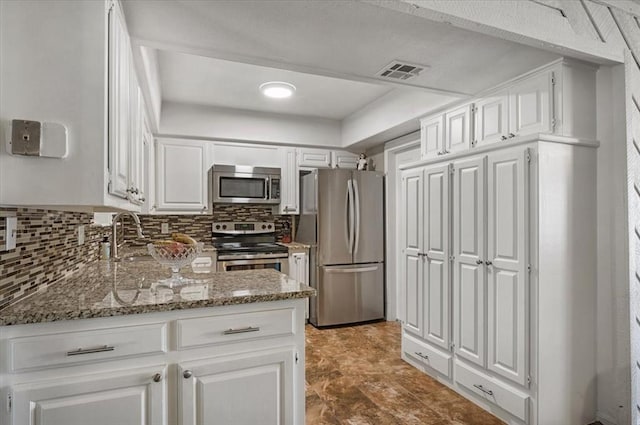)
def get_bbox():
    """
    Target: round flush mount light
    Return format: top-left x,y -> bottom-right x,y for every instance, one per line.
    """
259,81 -> 296,99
